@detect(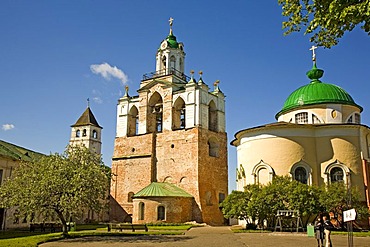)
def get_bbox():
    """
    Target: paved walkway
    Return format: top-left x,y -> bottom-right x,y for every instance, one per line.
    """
40,226 -> 370,247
